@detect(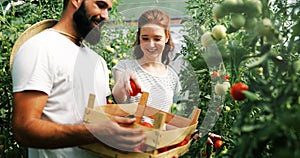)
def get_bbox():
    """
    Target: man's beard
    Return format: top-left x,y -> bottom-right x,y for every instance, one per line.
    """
73,2 -> 104,45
